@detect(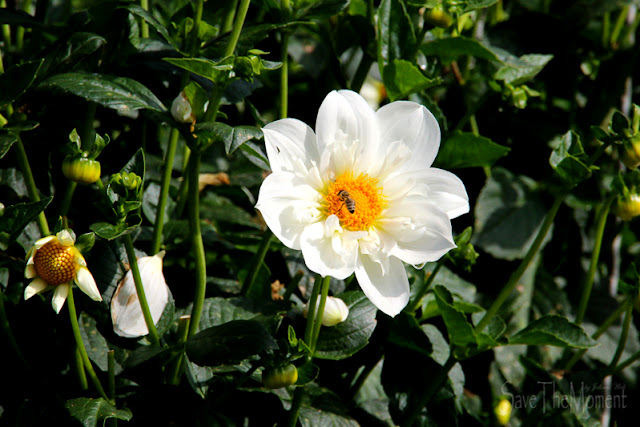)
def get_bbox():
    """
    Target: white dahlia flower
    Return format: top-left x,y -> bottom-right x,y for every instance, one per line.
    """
256,90 -> 469,317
